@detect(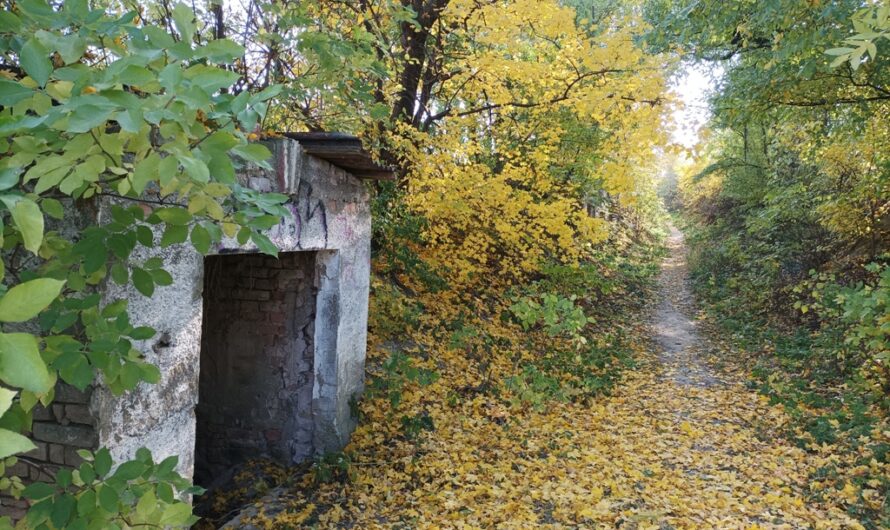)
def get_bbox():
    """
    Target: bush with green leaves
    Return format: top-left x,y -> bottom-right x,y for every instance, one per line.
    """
0,1 -> 288,526
17,448 -> 200,530
791,261 -> 890,398
508,287 -> 639,403
365,351 -> 439,410
504,365 -> 566,410
310,451 -> 353,485
509,293 -> 592,349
